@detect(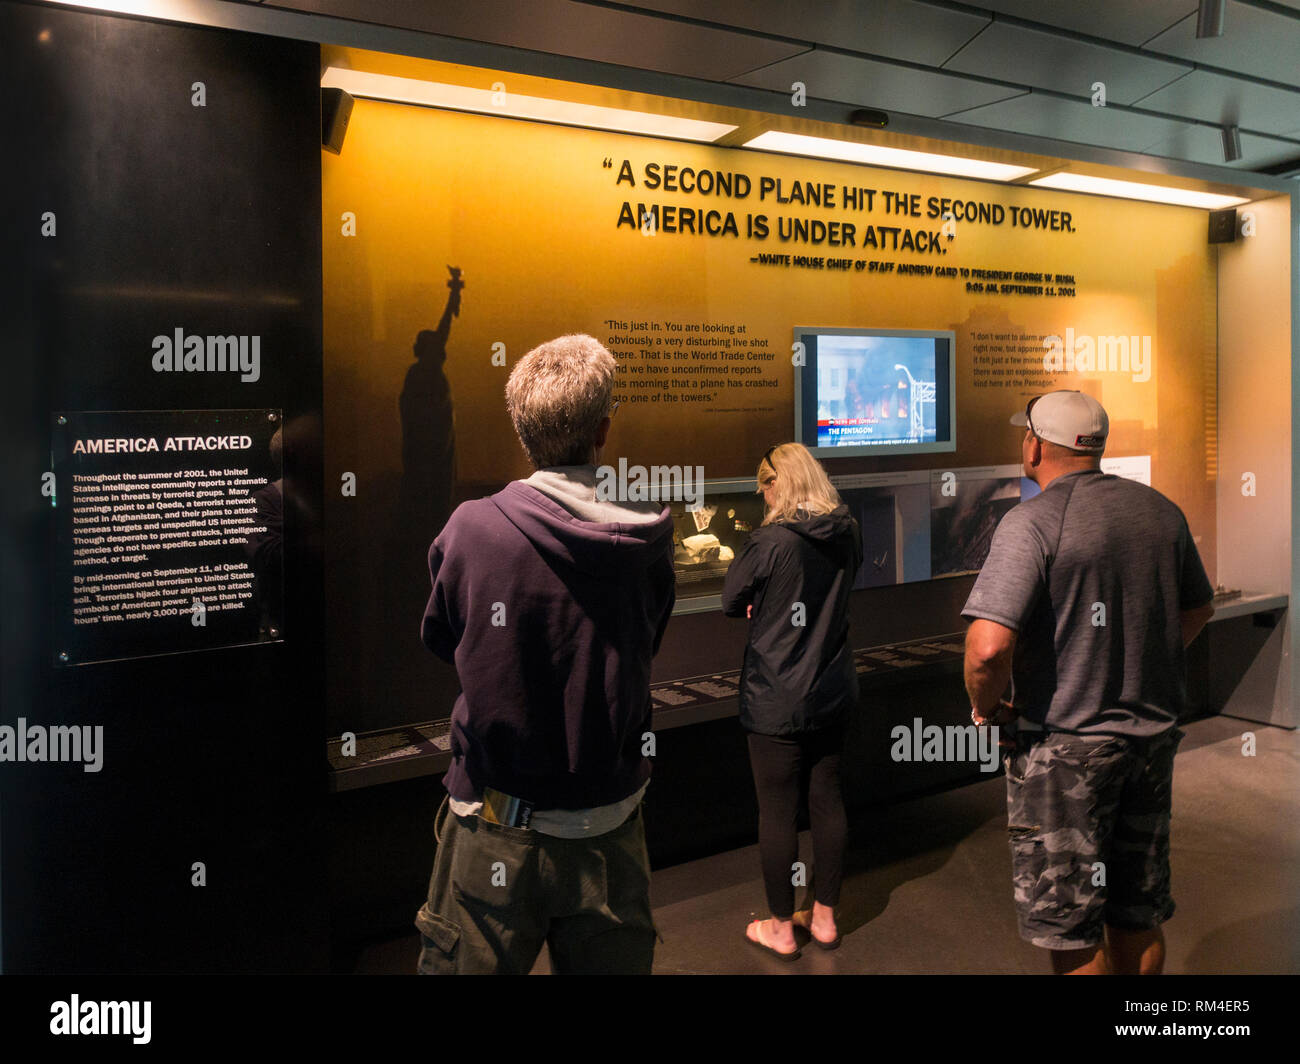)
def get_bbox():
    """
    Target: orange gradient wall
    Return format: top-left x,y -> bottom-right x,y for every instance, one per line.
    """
321,100 -> 1218,723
